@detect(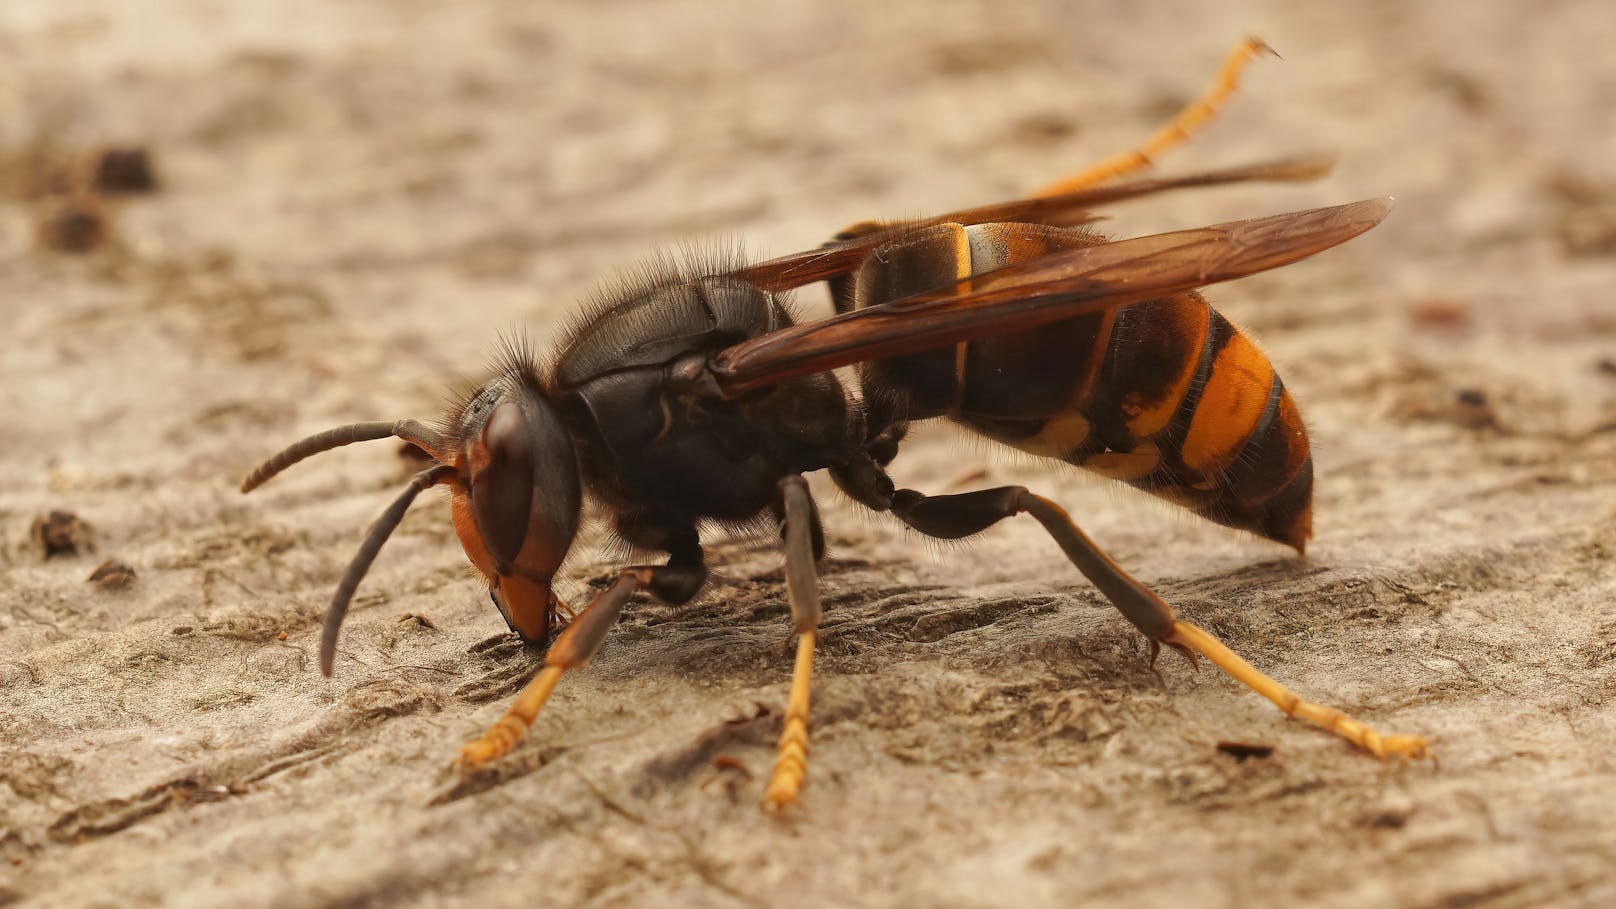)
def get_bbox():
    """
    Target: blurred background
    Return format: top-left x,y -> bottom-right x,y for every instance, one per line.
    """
3,2 -> 1613,907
